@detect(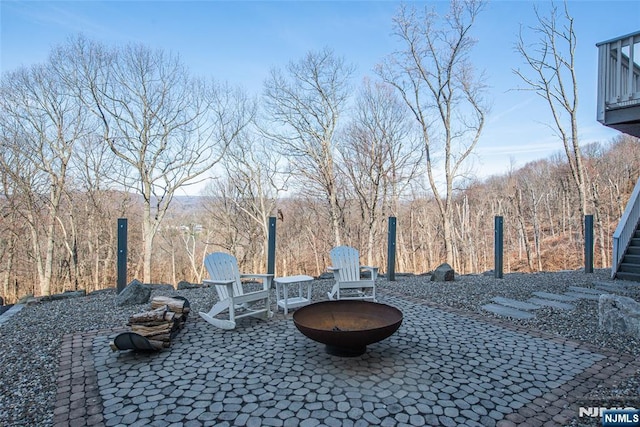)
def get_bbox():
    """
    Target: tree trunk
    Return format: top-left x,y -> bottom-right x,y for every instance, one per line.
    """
142,205 -> 155,284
